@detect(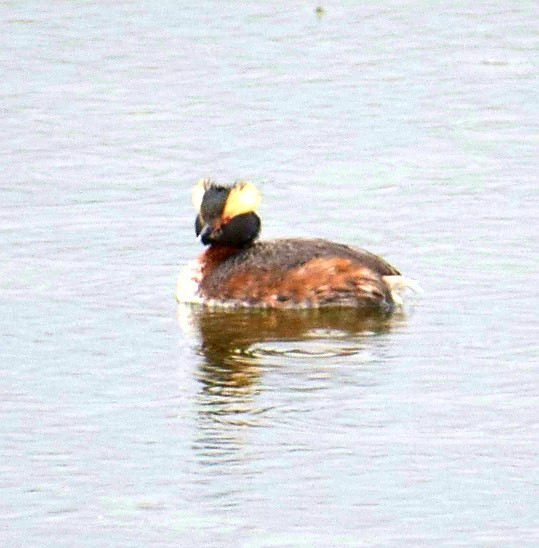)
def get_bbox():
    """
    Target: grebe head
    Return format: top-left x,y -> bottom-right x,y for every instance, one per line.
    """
192,179 -> 262,247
